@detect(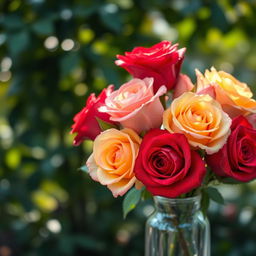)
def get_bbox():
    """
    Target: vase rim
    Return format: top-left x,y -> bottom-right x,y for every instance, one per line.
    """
154,194 -> 201,203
